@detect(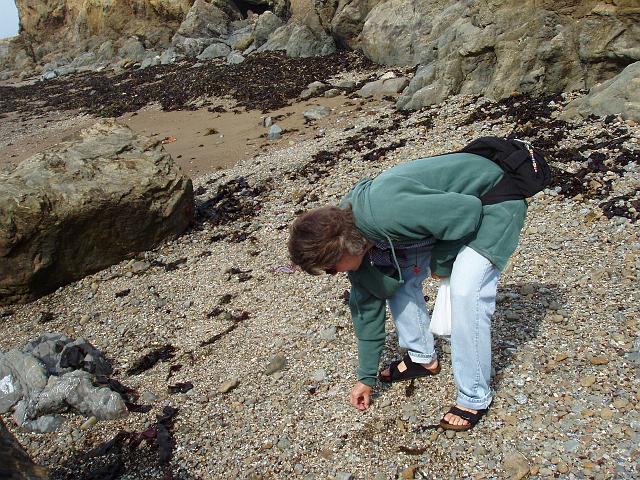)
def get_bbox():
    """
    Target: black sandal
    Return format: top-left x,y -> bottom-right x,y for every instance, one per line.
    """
439,405 -> 489,431
378,354 -> 440,383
